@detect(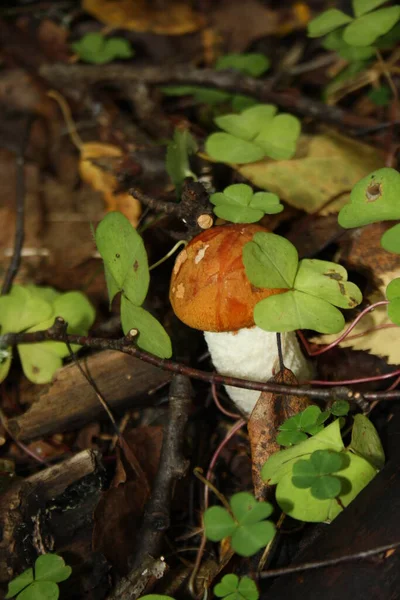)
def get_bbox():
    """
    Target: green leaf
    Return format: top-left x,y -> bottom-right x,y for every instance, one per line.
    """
294,259 -> 362,309
215,105 -> 277,141
231,95 -> 258,112
299,405 -> 324,429
213,204 -> 263,223
206,133 -> 265,164
276,450 -> 377,522
35,554 -> 72,583
231,521 -> 275,557
5,568 -> 33,598
216,53 -> 270,77
343,6 -> 400,47
311,475 -> 342,500
254,114 -> 301,160
381,223 -> 400,254
212,183 -> 253,206
0,286 -> 53,334
95,211 -> 149,306
214,574 -> 240,597
0,350 -> 12,383
338,168 -> 400,228
214,575 -> 259,600
386,278 -> 400,301
210,185 -> 282,223
120,296 -> 172,359
25,285 -> 61,305
250,192 -> 283,214
322,30 -> 376,60
353,0 -> 389,18
72,32 -> 134,64
161,85 -> 231,105
276,431 -> 308,446
18,343 -> 63,384
242,232 -> 298,289
350,414 -> 385,469
308,9 -> 353,38
368,84 -> 392,106
18,581 -> 59,600
254,290 -> 345,334
237,576 -> 259,600
331,400 -> 350,416
230,492 -> 273,524
203,506 -> 236,540
166,128 -> 198,196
